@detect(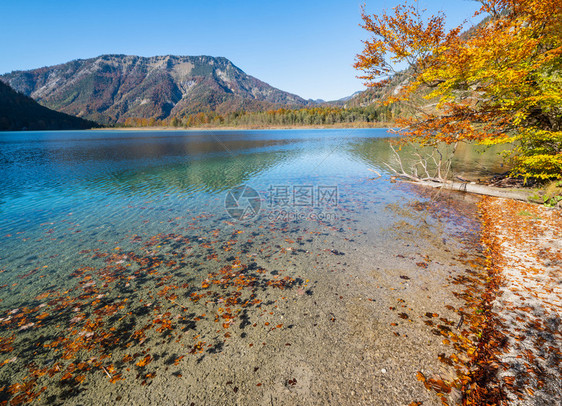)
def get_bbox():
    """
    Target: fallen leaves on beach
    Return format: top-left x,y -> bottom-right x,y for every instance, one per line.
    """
413,196 -> 562,406
465,197 -> 562,405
